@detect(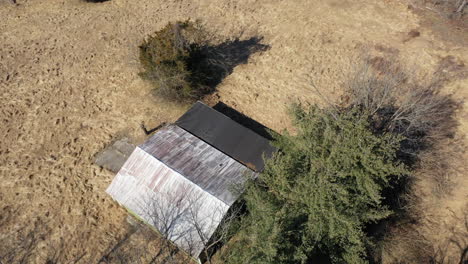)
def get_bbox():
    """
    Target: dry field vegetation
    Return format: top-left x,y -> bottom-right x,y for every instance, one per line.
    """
0,0 -> 467,263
